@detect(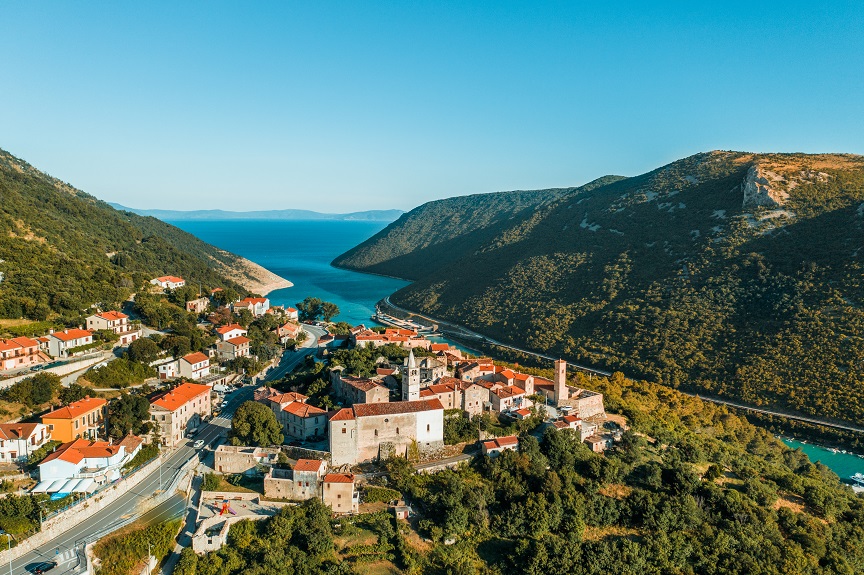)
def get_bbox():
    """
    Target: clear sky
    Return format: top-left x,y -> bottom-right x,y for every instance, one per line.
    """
2,1 -> 862,212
